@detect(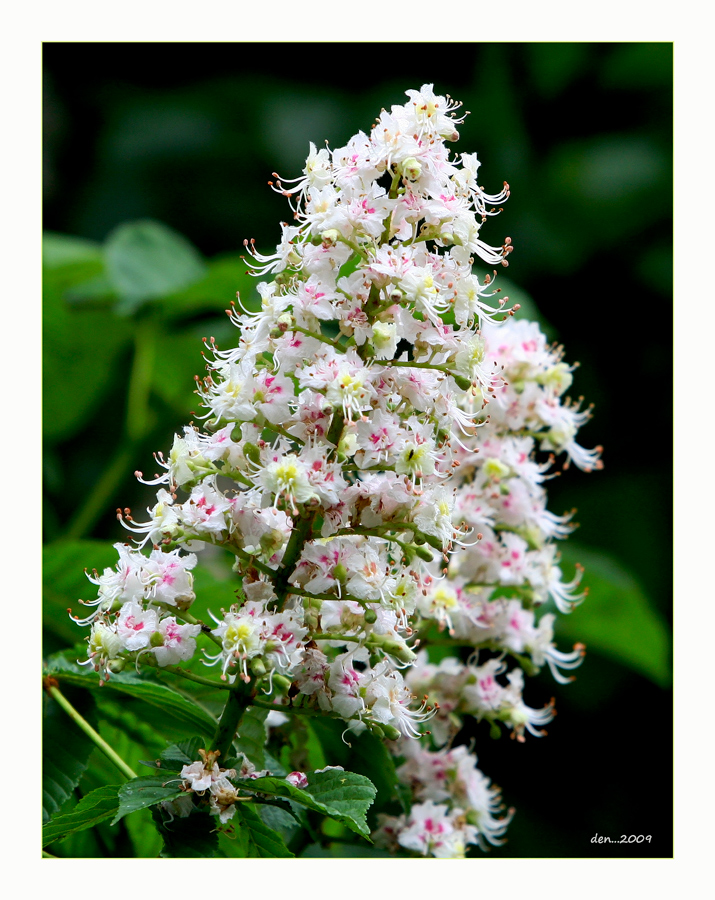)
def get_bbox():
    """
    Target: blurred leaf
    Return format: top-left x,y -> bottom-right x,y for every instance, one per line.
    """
43,785 -> 120,846
43,539 -> 119,647
550,136 -> 668,204
151,326 -> 206,414
43,256 -> 132,443
555,543 -> 671,687
186,554 -> 242,623
42,687 -> 98,823
65,273 -> 117,306
159,253 -> 260,320
125,807 -> 164,858
104,219 -> 206,315
43,232 -> 102,268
